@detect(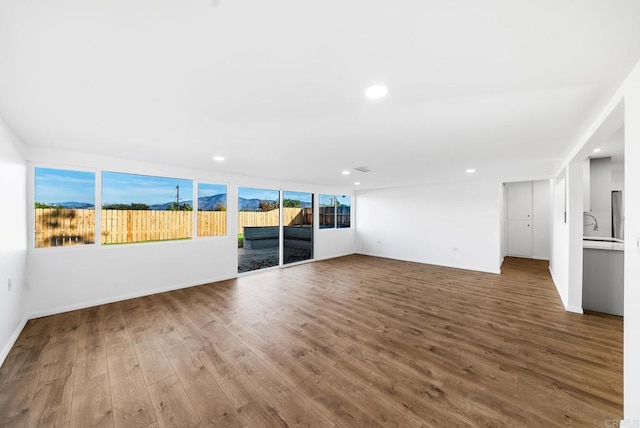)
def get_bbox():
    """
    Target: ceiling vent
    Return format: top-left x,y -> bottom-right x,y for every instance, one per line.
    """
354,166 -> 373,173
